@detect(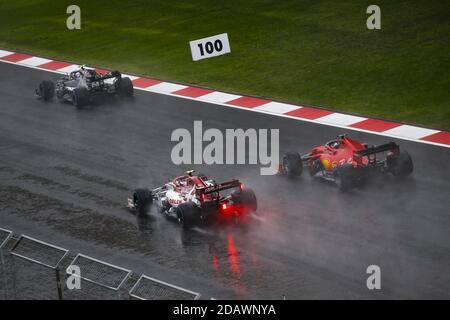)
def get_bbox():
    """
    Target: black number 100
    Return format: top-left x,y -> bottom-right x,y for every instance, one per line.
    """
198,39 -> 223,56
